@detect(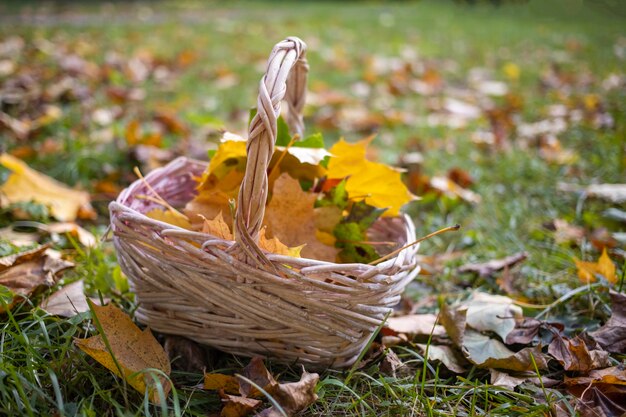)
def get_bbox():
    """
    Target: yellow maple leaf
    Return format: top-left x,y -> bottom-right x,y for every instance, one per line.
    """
145,208 -> 191,229
74,301 -> 171,403
0,153 -> 96,221
264,173 -> 338,262
326,138 -> 415,216
259,228 -> 303,258
574,248 -> 617,284
201,212 -> 233,240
